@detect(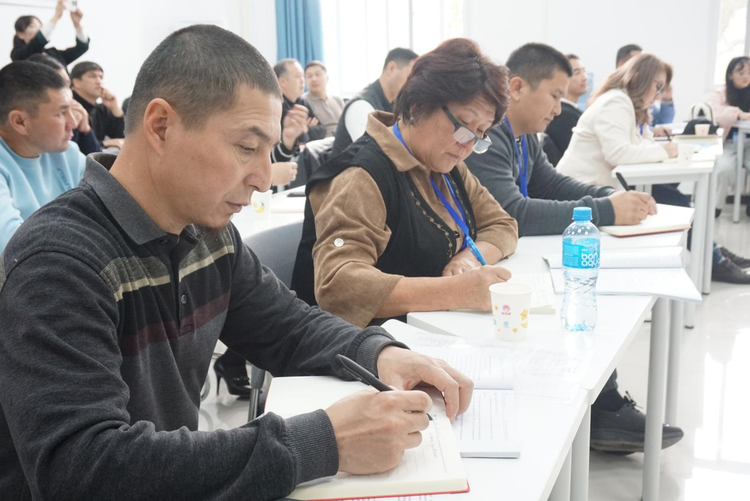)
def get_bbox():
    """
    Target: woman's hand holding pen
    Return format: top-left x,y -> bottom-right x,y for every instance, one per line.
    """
610,191 -> 657,225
